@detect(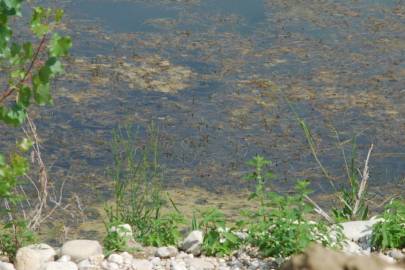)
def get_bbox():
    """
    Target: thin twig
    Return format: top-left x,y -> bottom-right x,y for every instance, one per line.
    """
352,144 -> 373,217
304,194 -> 334,223
0,35 -> 47,104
